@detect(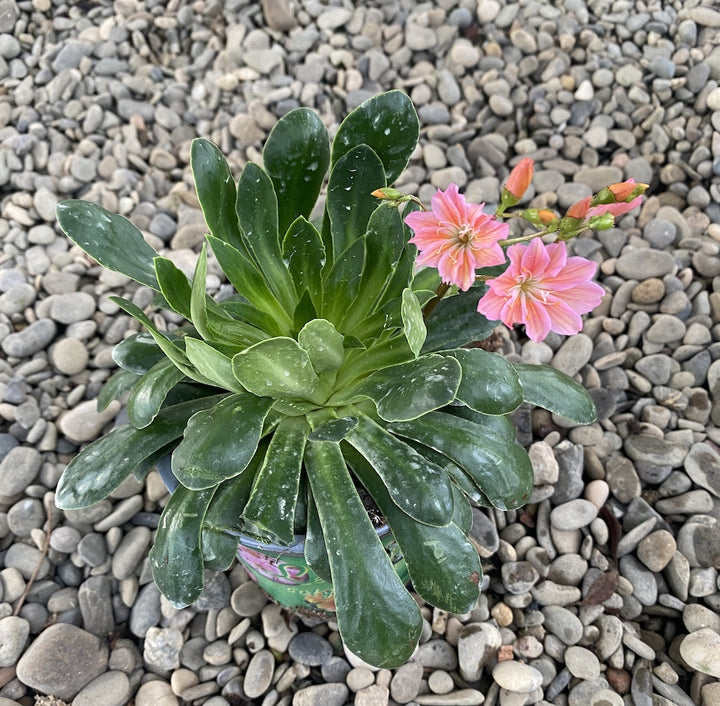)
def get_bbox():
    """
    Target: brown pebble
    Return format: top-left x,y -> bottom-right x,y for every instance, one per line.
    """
606,667 -> 631,694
